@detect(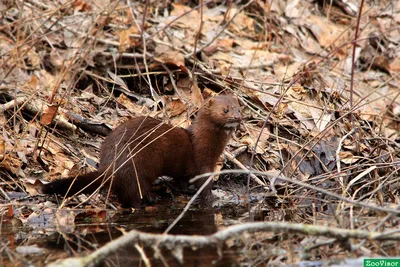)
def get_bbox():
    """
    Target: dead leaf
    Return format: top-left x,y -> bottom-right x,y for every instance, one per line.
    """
55,209 -> 76,232
309,108 -> 332,132
27,75 -> 38,90
0,154 -> 22,174
81,88 -> 106,105
33,70 -> 57,97
210,51 -> 233,65
73,0 -> 91,12
41,105 -> 58,125
119,25 -> 140,52
389,57 -> 400,73
7,205 -> 13,217
75,210 -> 107,223
339,151 -> 360,164
242,124 -> 270,154
62,16 -> 92,48
305,15 -> 348,48
227,8 -> 255,34
170,3 -> 193,16
258,93 -> 281,107
217,39 -> 234,49
163,96 -> 187,117
275,62 -> 304,81
276,103 -> 288,118
23,179 -> 44,195
175,77 -> 203,108
144,206 -> 159,213
0,138 -> 5,161
154,44 -> 185,67
26,50 -> 41,69
169,3 -> 200,31
284,0 -> 311,19
116,93 -> 146,116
